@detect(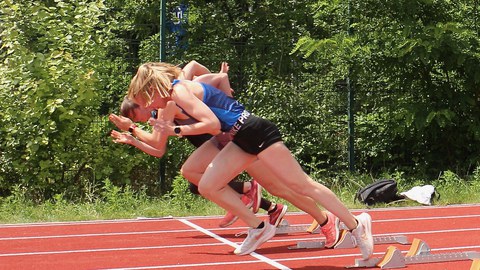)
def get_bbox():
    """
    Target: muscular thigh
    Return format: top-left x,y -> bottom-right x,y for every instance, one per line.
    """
246,160 -> 283,187
257,142 -> 310,189
200,142 -> 256,191
182,141 -> 220,174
